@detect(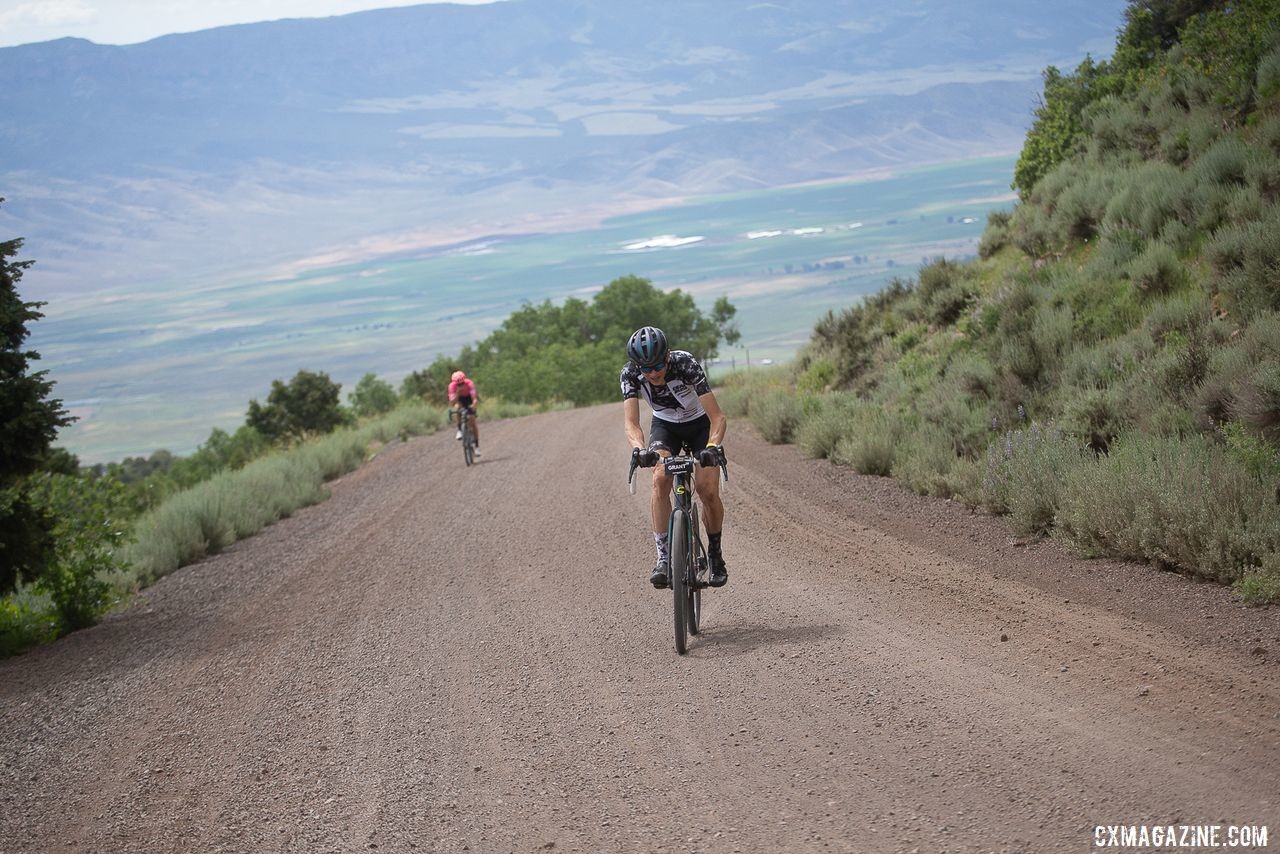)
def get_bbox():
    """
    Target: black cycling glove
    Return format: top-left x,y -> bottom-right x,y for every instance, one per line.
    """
633,448 -> 660,468
697,445 -> 723,467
